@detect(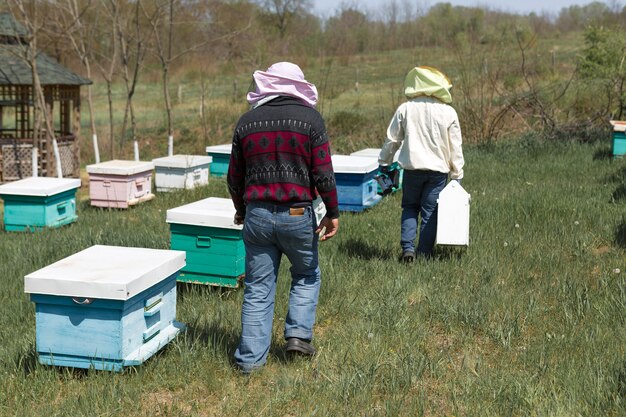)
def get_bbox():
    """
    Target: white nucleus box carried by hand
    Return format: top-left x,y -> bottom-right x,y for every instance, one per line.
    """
86,160 -> 155,208
24,245 -> 186,371
436,181 -> 471,246
152,154 -> 213,192
0,177 -> 81,232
